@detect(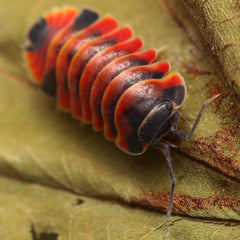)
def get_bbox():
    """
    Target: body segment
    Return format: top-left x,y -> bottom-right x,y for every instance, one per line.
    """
42,9 -> 99,96
56,16 -> 118,110
25,8 -> 78,82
